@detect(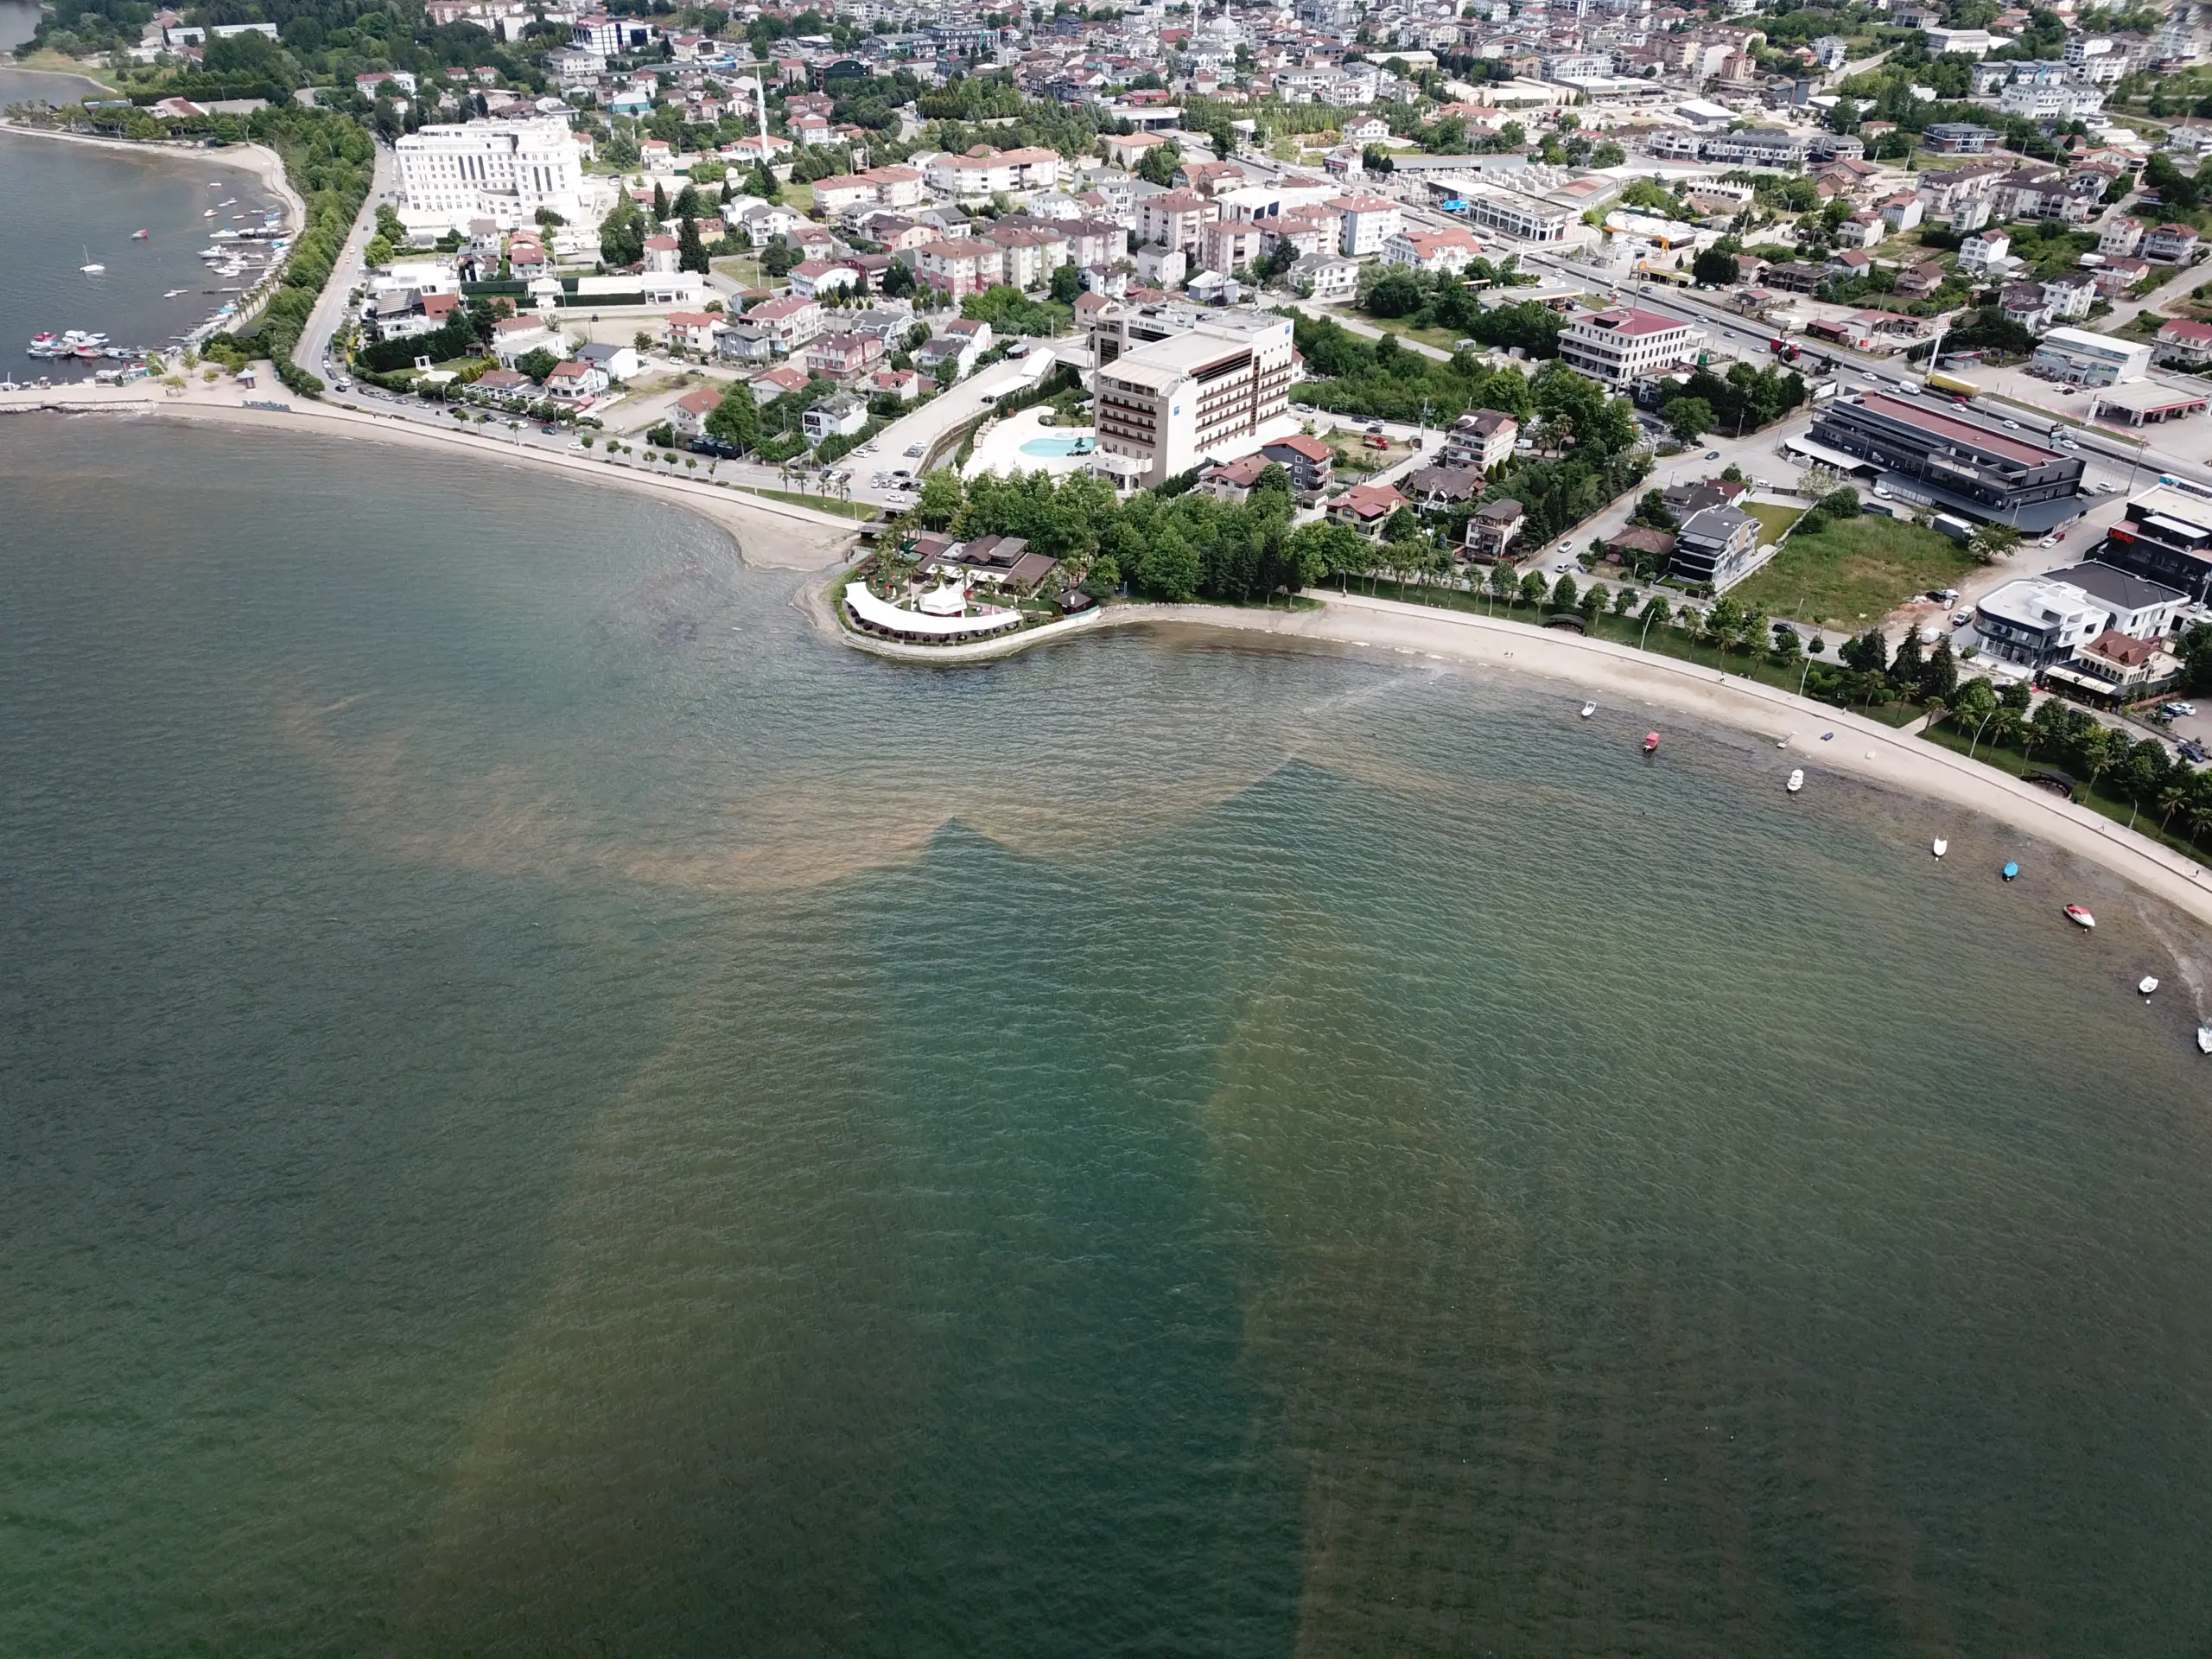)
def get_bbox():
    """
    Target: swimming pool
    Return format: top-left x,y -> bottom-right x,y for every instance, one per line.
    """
1018,435 -> 1096,458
